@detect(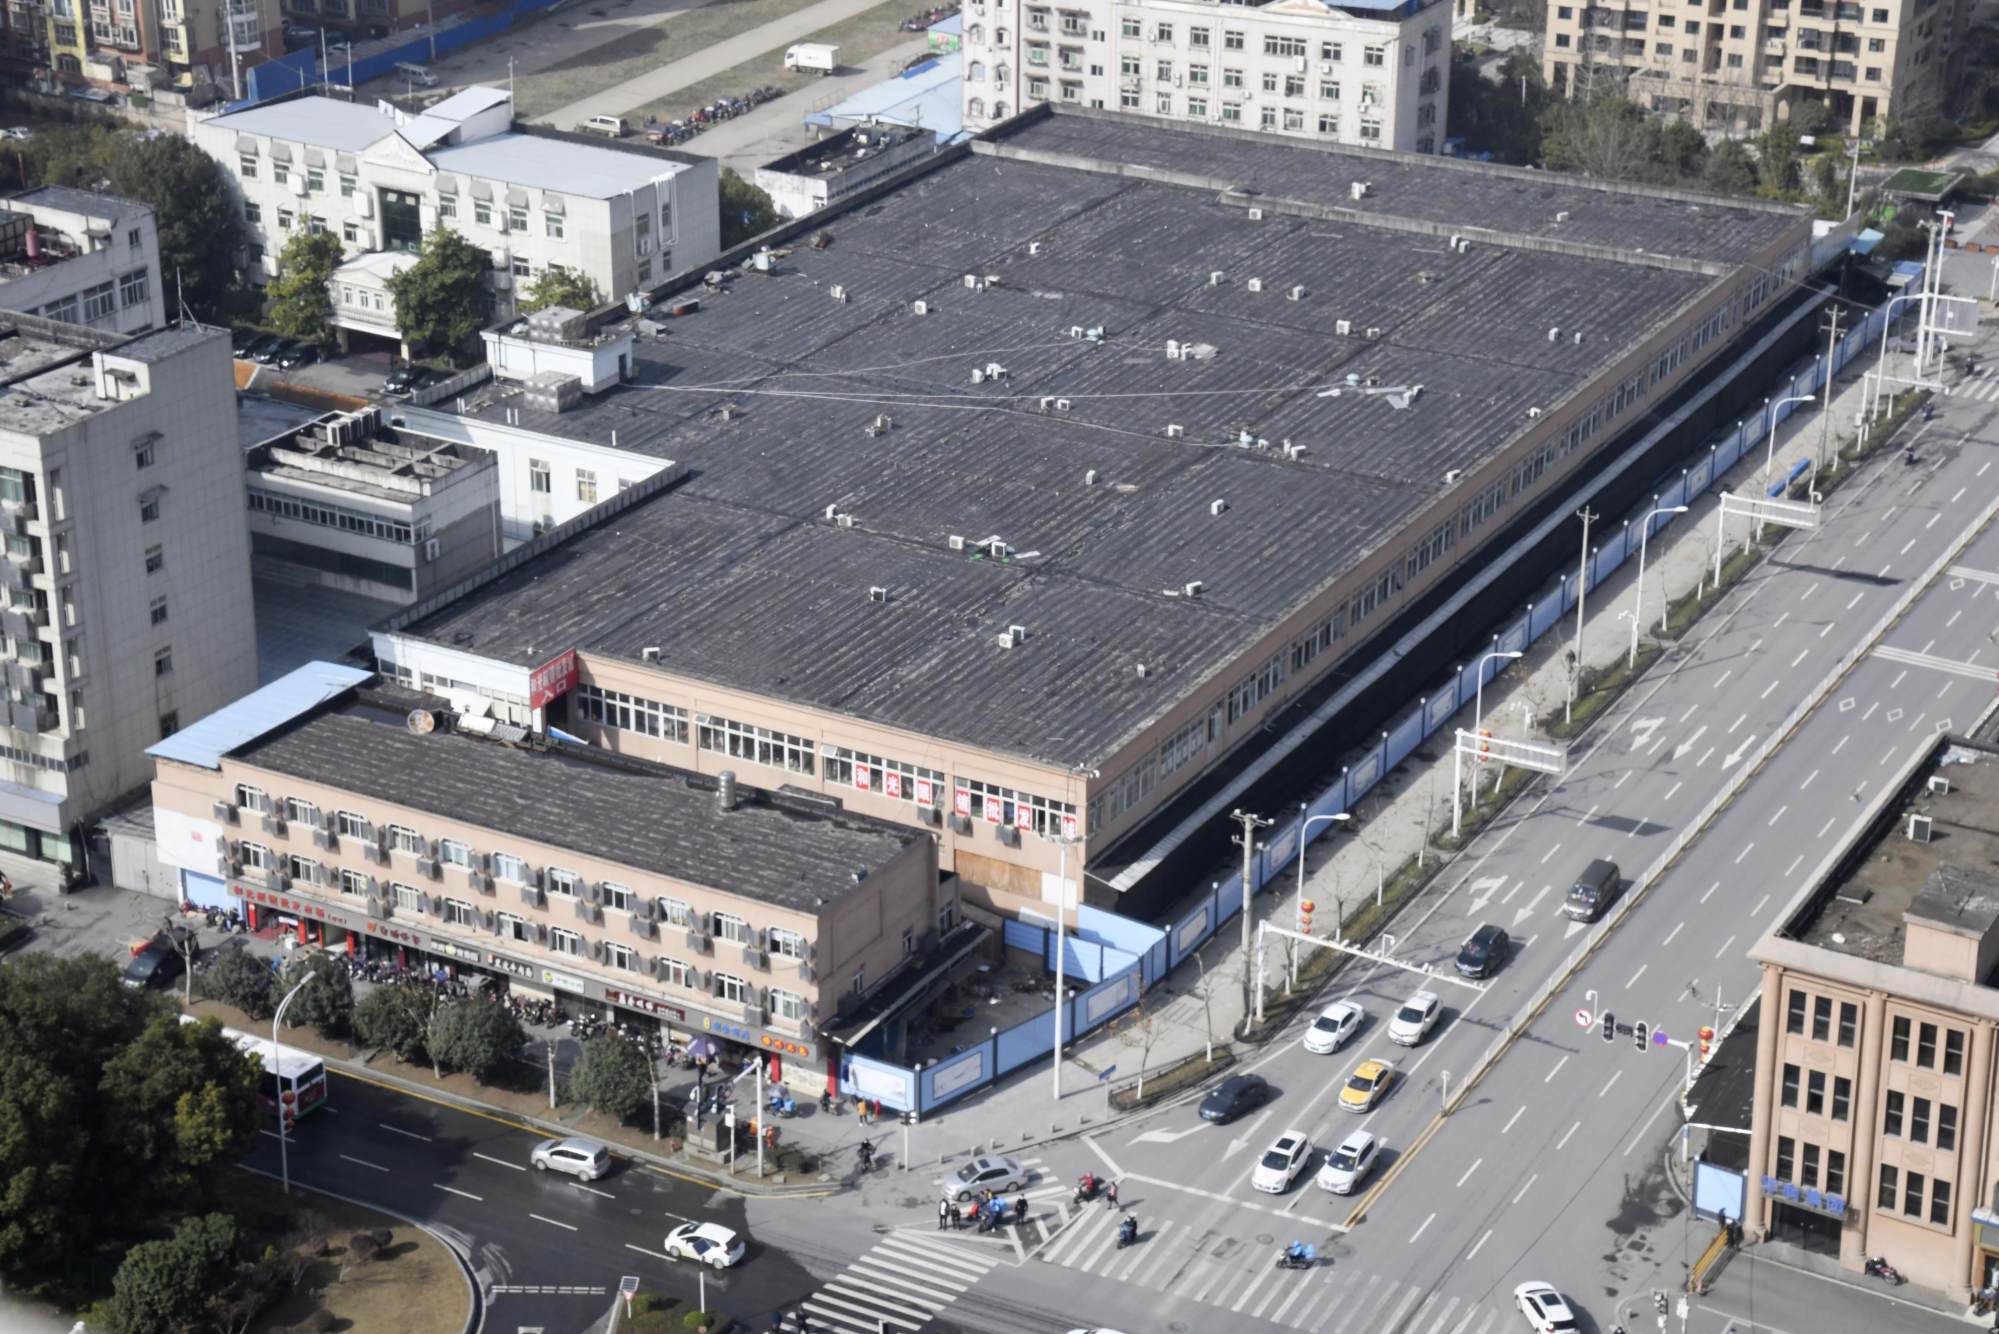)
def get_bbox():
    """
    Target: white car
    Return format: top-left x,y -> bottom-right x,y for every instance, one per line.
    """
1513,1281 -> 1578,1333
665,1221 -> 745,1269
1387,991 -> 1442,1046
943,1154 -> 1029,1201
529,1136 -> 610,1181
1,128 -> 31,142
1302,1000 -> 1364,1054
1316,1129 -> 1378,1195
1250,1129 -> 1312,1194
